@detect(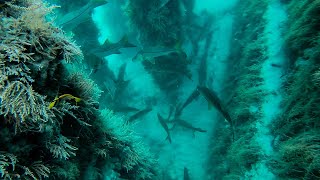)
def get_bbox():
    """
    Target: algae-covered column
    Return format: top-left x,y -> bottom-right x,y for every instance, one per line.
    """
245,0 -> 287,178
208,0 -> 320,179
207,0 -> 270,178
269,0 -> 320,179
